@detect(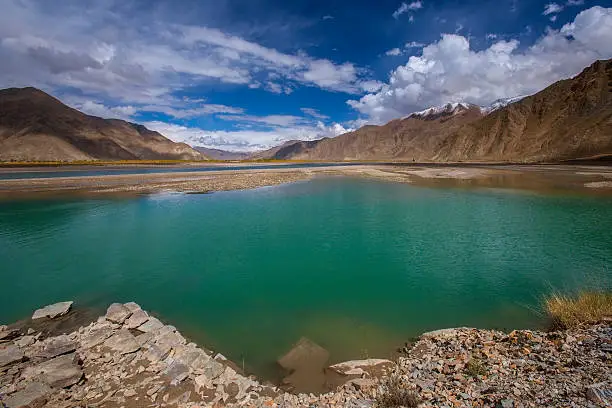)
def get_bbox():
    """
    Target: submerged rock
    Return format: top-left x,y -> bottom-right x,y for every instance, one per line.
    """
278,337 -> 330,371
31,301 -> 73,320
